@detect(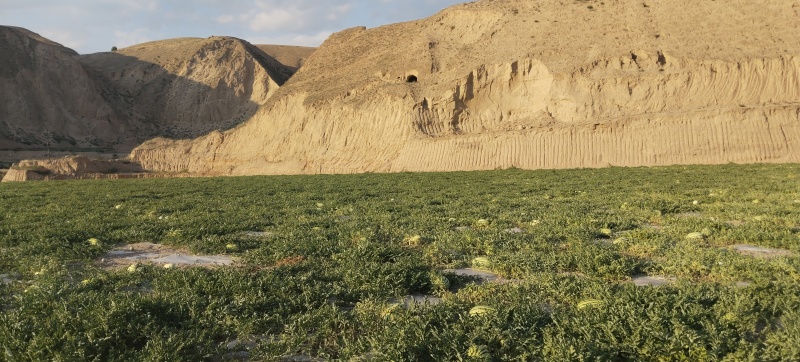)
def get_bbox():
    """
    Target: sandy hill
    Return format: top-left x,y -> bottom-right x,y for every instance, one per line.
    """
256,44 -> 316,71
0,28 -> 295,165
129,0 -> 800,176
0,26 -> 127,152
79,37 -> 293,141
